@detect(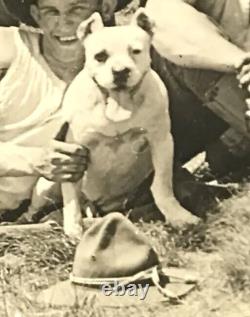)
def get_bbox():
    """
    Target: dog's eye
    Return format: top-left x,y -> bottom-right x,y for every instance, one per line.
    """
94,51 -> 109,63
131,48 -> 142,55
